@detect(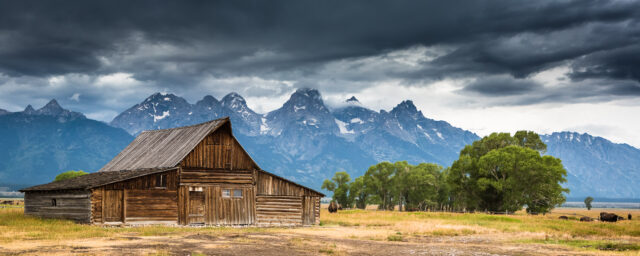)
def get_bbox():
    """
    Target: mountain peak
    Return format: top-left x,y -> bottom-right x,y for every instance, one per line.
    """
38,99 -> 63,114
221,92 -> 248,110
293,88 -> 321,100
23,105 -> 36,114
0,108 -> 10,115
198,95 -> 219,104
346,96 -> 360,103
391,100 -> 419,114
